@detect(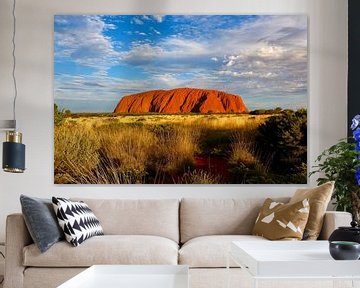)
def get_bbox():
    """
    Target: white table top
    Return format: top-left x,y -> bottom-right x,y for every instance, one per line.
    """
231,241 -> 360,278
58,265 -> 189,288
